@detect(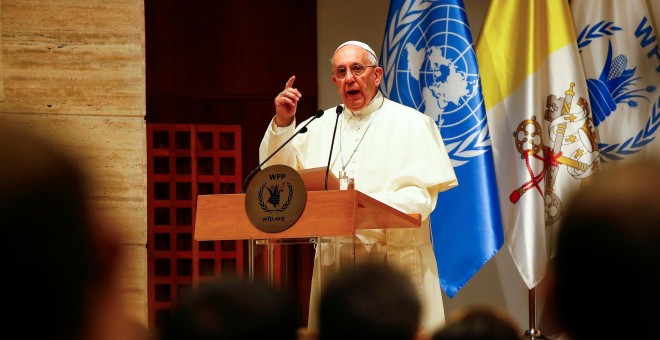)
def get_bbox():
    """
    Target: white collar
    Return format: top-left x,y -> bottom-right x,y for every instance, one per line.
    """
343,91 -> 384,118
